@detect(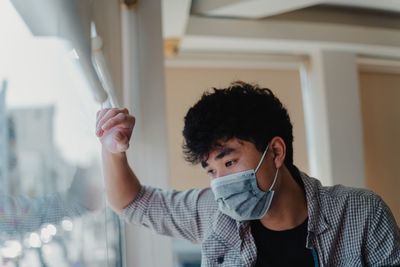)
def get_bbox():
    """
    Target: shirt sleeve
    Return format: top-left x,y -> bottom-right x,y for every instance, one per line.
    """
365,197 -> 400,266
120,185 -> 217,243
